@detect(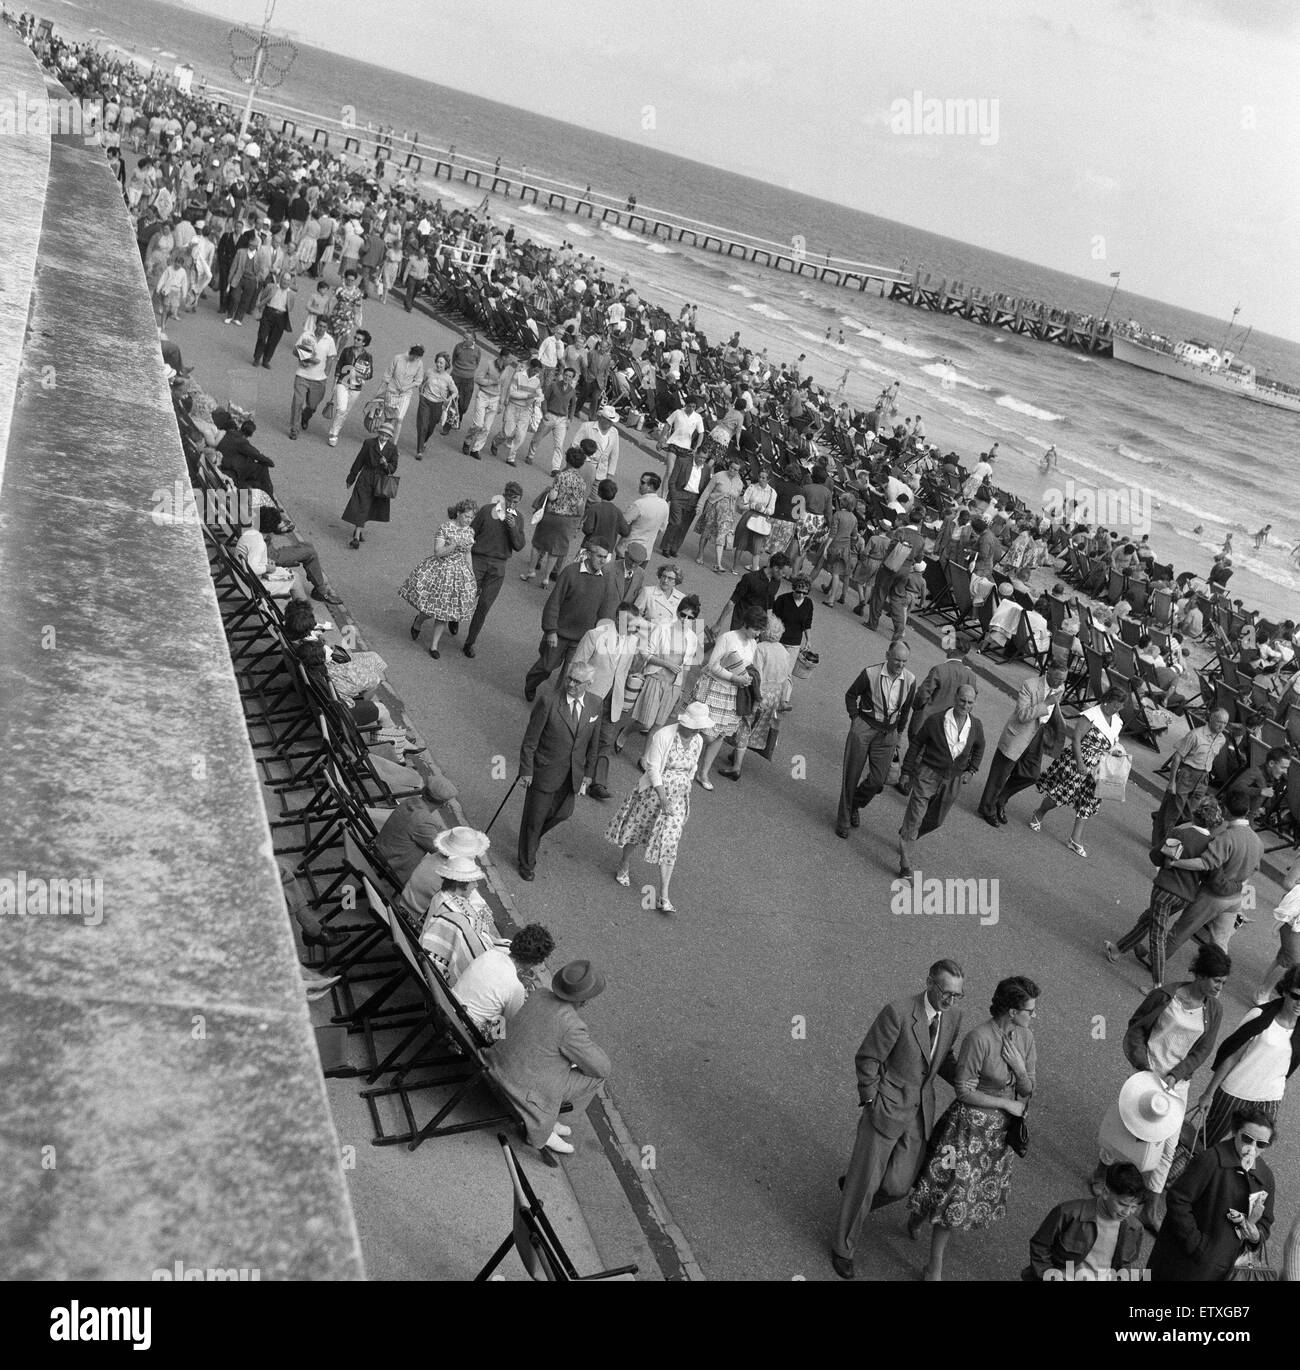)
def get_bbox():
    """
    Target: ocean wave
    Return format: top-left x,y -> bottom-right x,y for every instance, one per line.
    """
728,285 -> 758,298
855,356 -> 897,380
645,243 -> 675,254
1115,444 -> 1158,465
996,395 -> 1062,422
919,361 -> 989,391
933,392 -> 989,421
563,221 -> 595,237
749,303 -> 793,322
602,224 -> 641,242
879,338 -> 933,358
518,204 -> 550,216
